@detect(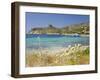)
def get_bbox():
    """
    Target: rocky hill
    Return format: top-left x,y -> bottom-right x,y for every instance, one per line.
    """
28,23 -> 89,35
